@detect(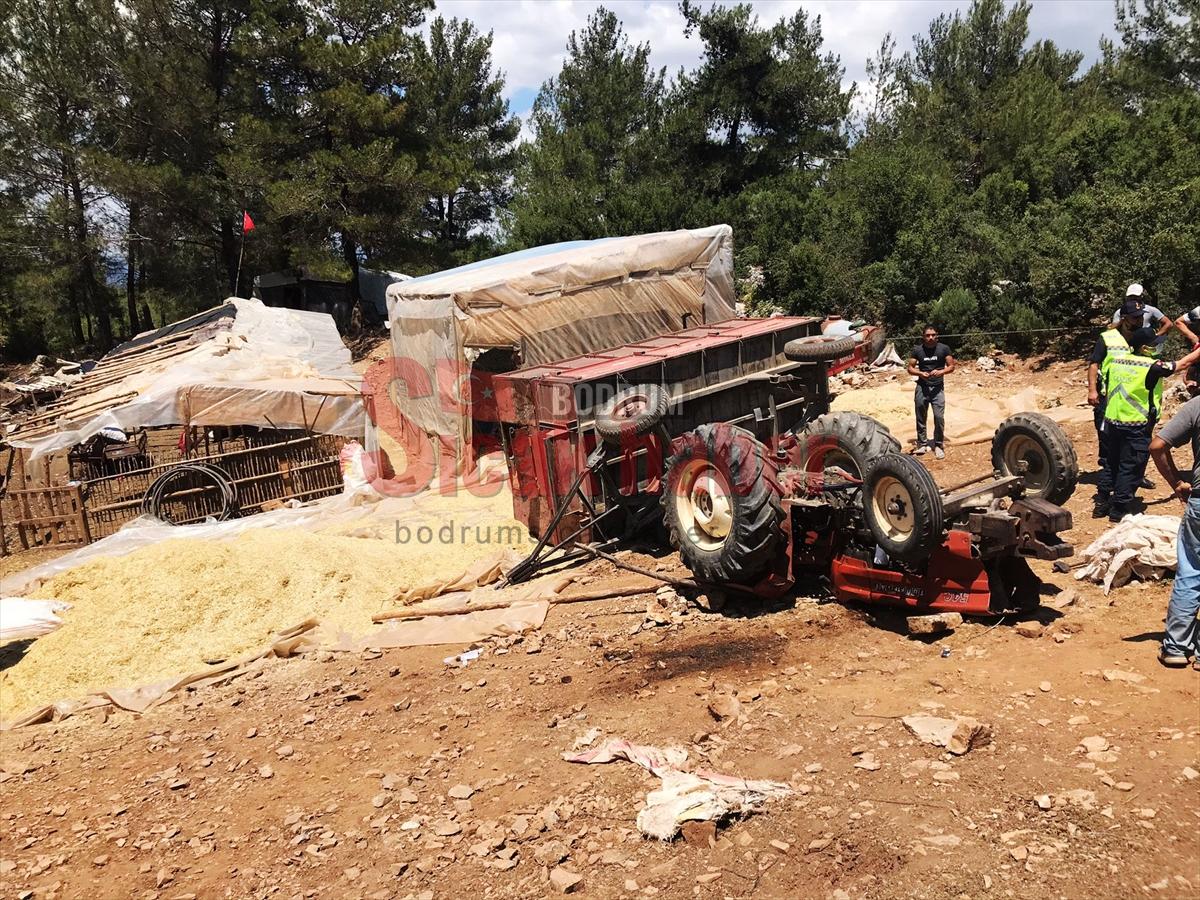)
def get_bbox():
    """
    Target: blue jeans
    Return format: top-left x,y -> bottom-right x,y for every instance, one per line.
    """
1163,496 -> 1200,657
